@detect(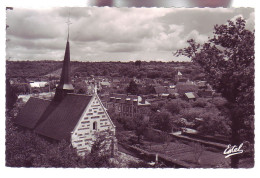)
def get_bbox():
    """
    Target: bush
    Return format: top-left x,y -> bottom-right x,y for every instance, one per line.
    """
192,98 -> 208,108
166,99 -> 191,115
150,111 -> 173,132
180,108 -> 204,121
